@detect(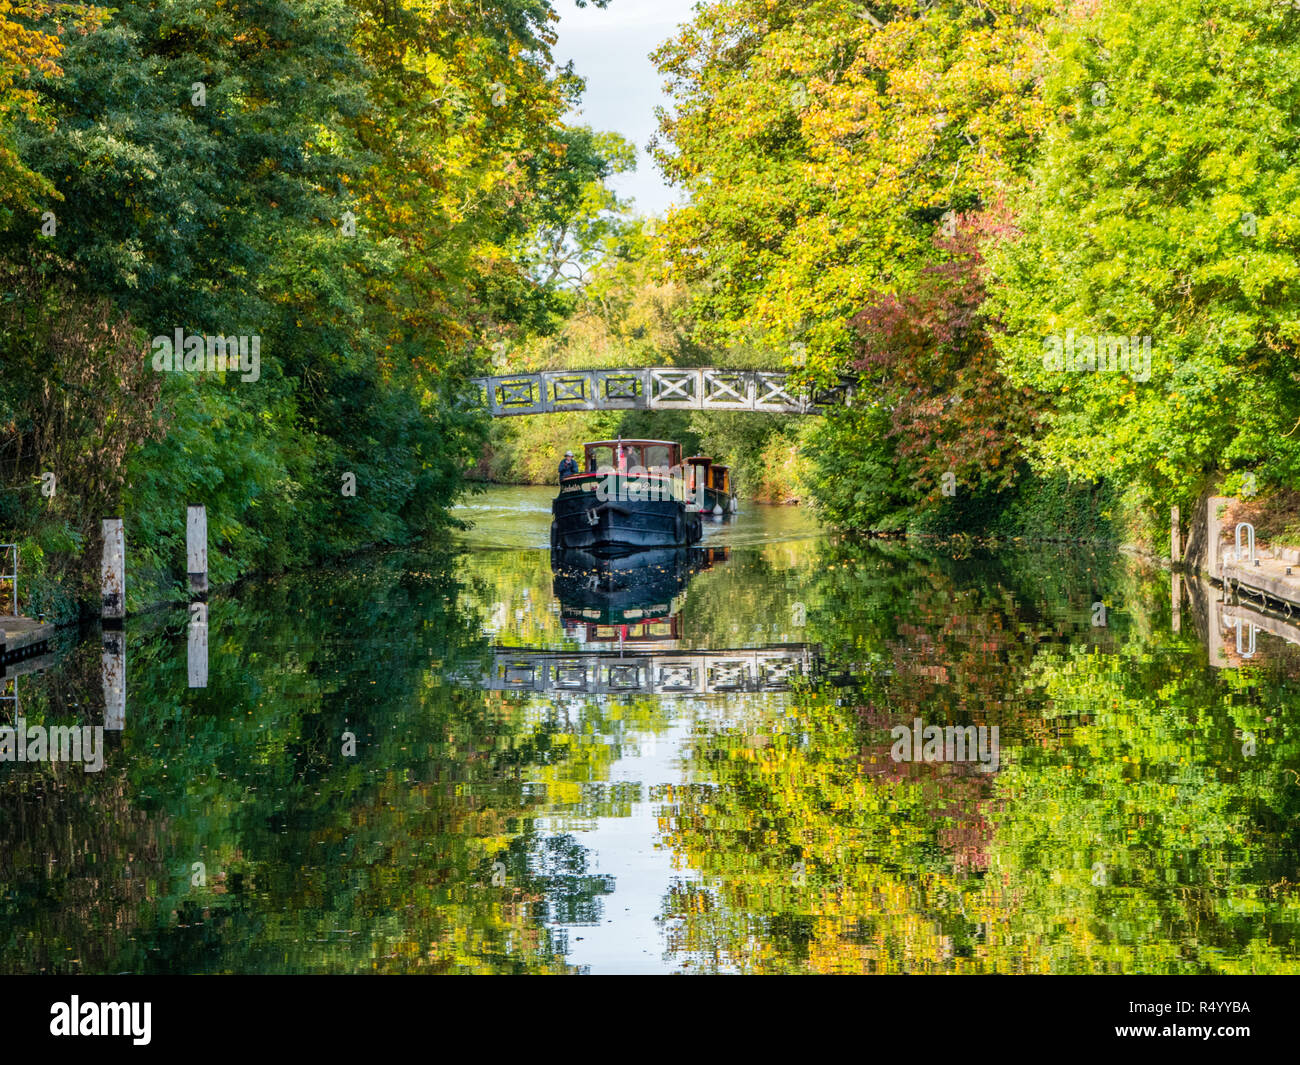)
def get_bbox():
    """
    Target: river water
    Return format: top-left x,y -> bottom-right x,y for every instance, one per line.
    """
2,485 -> 1298,973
